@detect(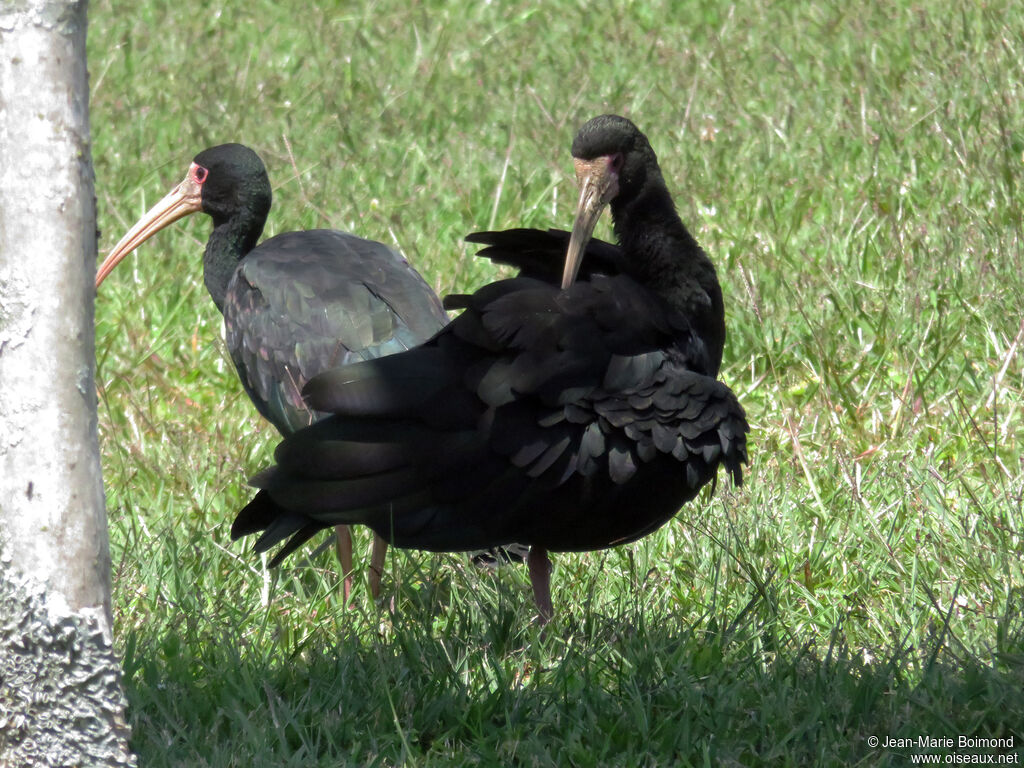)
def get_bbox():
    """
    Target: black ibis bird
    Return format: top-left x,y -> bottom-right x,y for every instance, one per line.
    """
232,115 -> 749,622
95,143 -> 448,603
